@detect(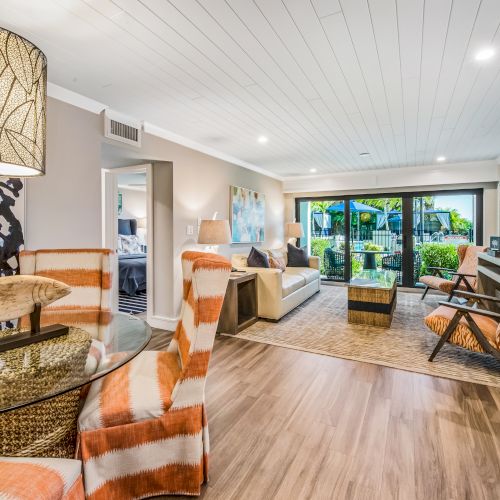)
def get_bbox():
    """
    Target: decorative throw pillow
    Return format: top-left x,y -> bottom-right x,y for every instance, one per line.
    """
247,246 -> 270,268
287,243 -> 309,267
269,256 -> 286,272
119,234 -> 142,255
268,248 -> 288,266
